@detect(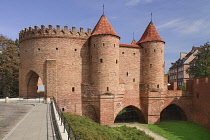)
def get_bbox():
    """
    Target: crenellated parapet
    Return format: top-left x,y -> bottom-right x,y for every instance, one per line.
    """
19,25 -> 92,42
